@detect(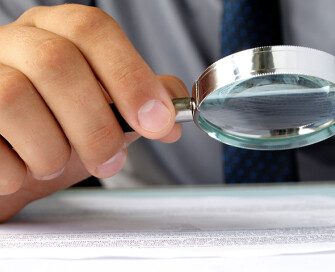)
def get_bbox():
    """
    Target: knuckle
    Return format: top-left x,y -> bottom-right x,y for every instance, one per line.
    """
32,38 -> 77,81
85,125 -> 116,150
0,70 -> 30,108
112,63 -> 147,87
18,6 -> 43,22
65,5 -> 113,38
83,124 -> 122,163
